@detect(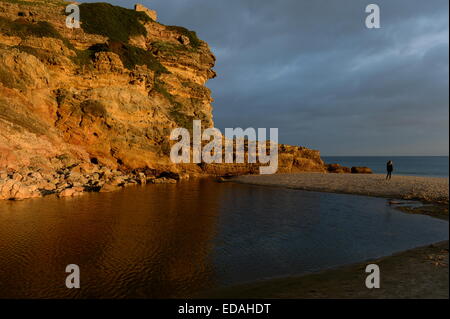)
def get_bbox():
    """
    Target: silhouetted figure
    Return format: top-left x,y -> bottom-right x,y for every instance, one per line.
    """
386,160 -> 393,180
